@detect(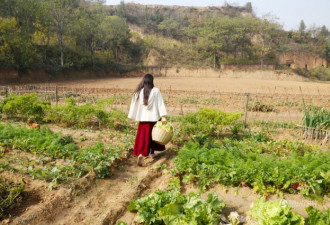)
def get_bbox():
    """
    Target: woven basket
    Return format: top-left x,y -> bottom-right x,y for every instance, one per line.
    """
152,126 -> 173,145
